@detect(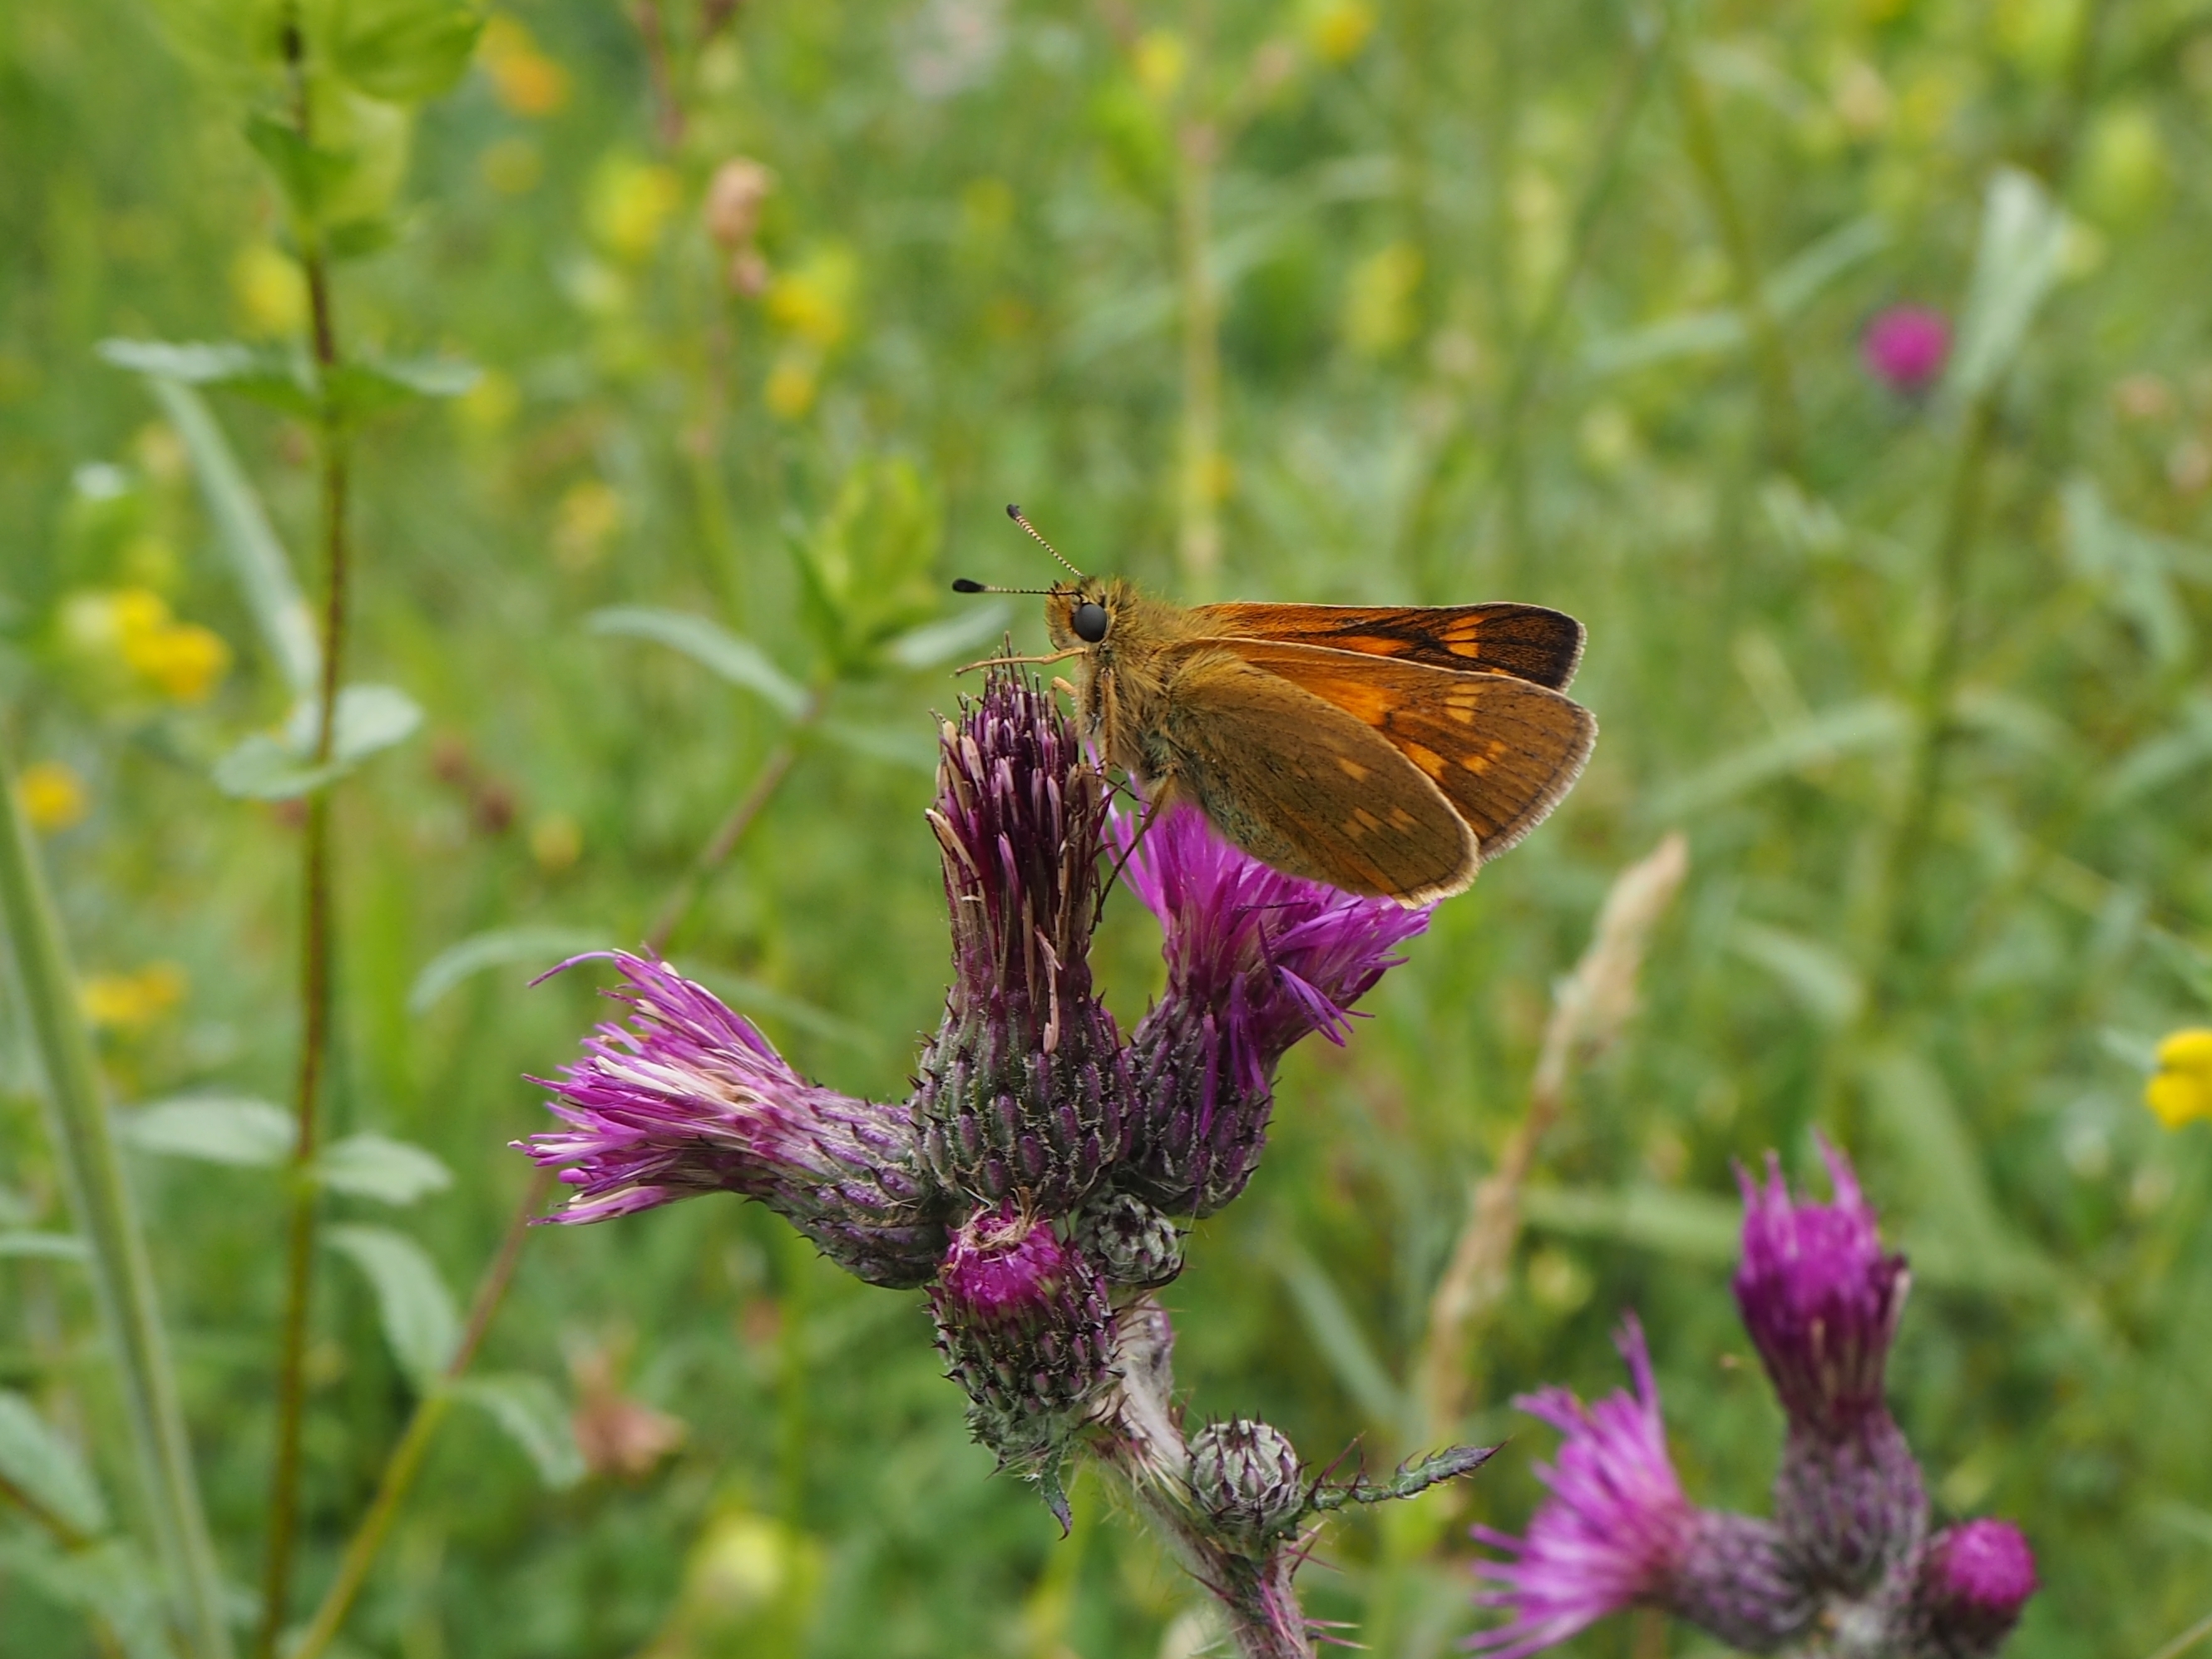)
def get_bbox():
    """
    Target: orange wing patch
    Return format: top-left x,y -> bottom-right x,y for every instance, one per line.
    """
1221,640 -> 1597,861
1190,602 -> 1585,691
